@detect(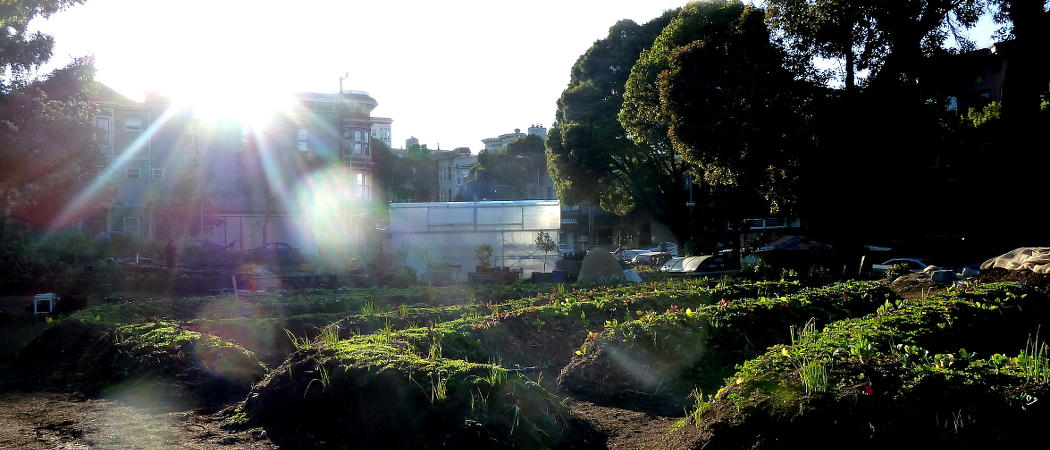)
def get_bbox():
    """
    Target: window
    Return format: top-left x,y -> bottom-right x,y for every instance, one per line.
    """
125,167 -> 141,179
124,118 -> 141,131
95,117 -> 111,144
297,123 -> 309,152
152,168 -> 165,179
184,118 -> 199,149
123,217 -> 141,236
